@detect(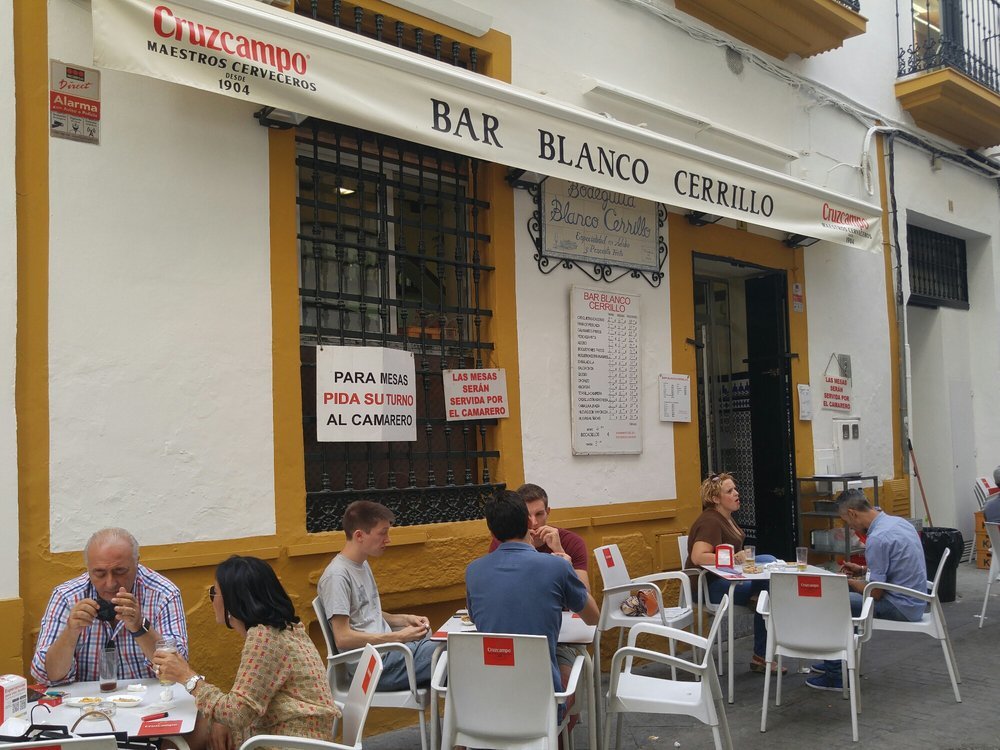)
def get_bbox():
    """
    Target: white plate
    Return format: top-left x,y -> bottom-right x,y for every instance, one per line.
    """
108,695 -> 144,707
64,696 -> 104,708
